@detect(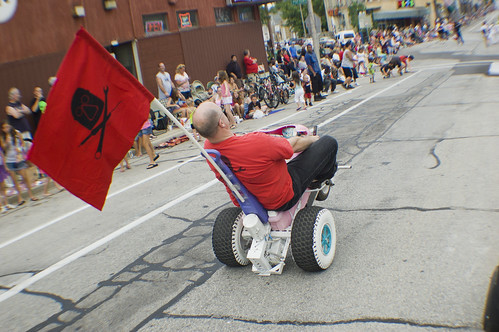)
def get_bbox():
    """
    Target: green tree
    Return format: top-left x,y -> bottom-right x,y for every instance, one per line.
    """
273,0 -> 327,37
348,1 -> 366,31
259,4 -> 270,24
